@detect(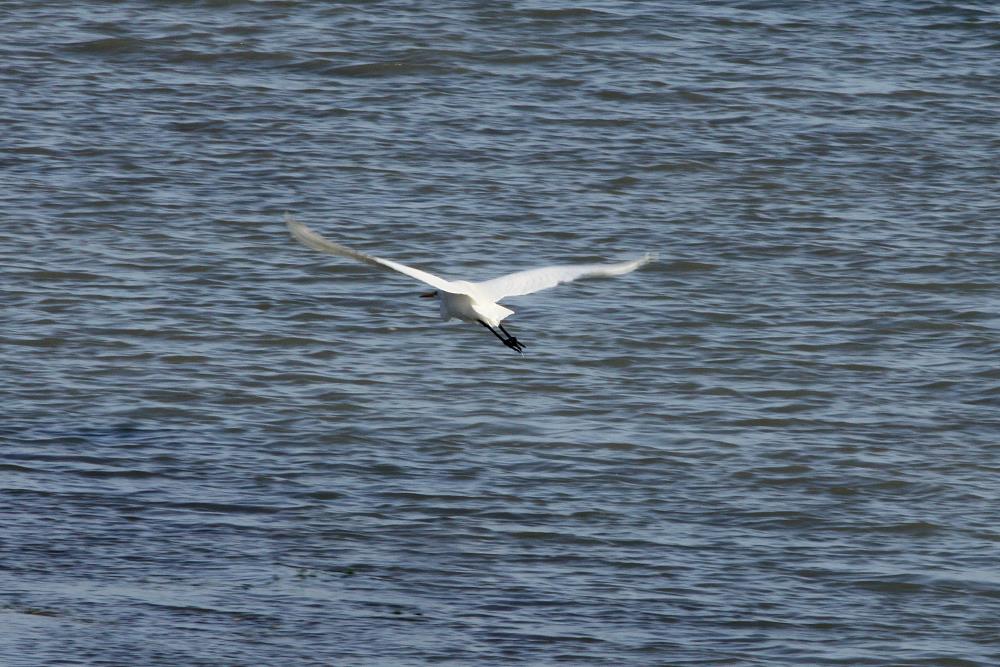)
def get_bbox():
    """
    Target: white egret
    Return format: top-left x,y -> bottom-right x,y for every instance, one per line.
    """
286,217 -> 655,352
